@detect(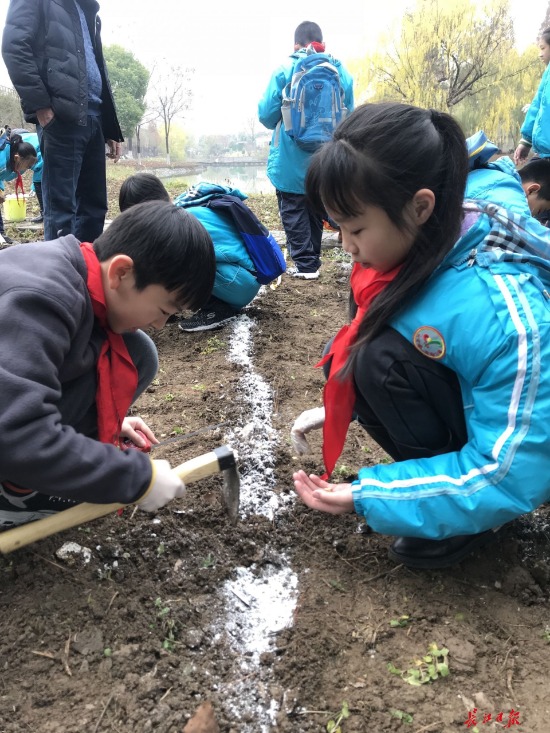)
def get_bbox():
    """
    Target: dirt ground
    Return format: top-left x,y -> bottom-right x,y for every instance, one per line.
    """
1,194 -> 550,733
